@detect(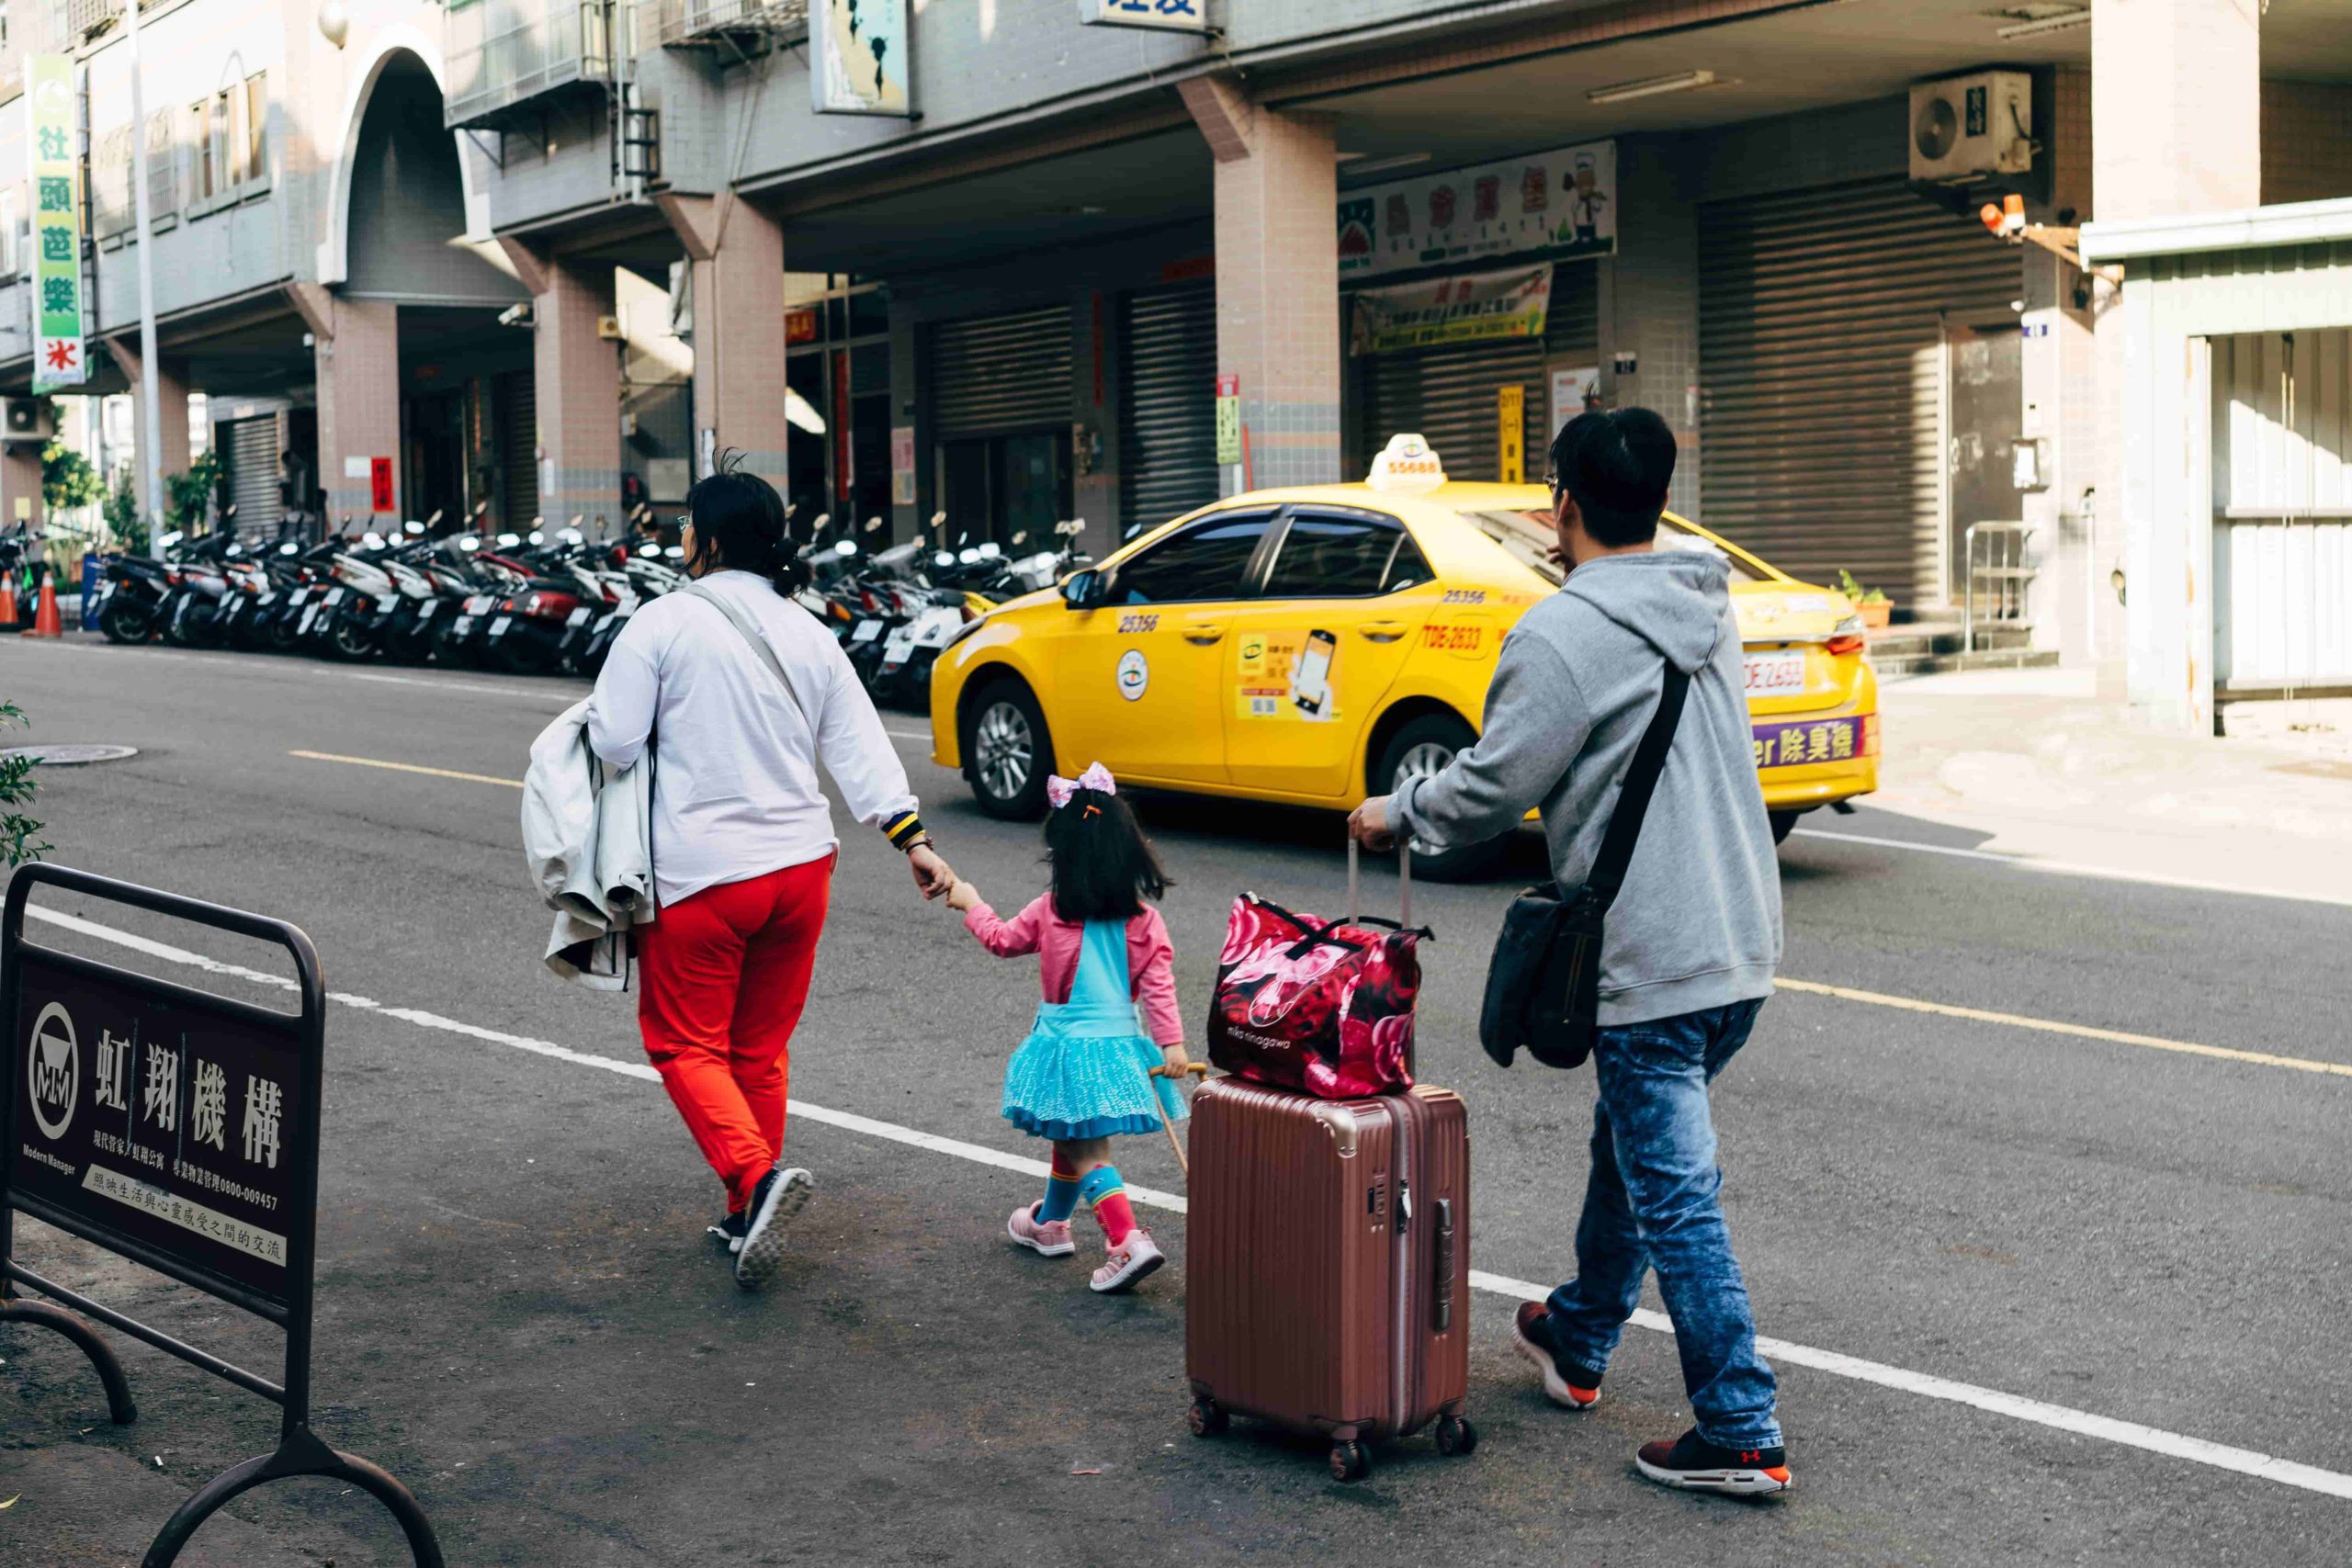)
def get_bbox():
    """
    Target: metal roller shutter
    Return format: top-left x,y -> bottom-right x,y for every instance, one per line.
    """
930,306 -> 1074,438
1354,264 -> 1599,483
224,416 -> 280,539
1698,176 -> 2021,604
1119,283 -> 1217,533
499,370 -> 537,528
